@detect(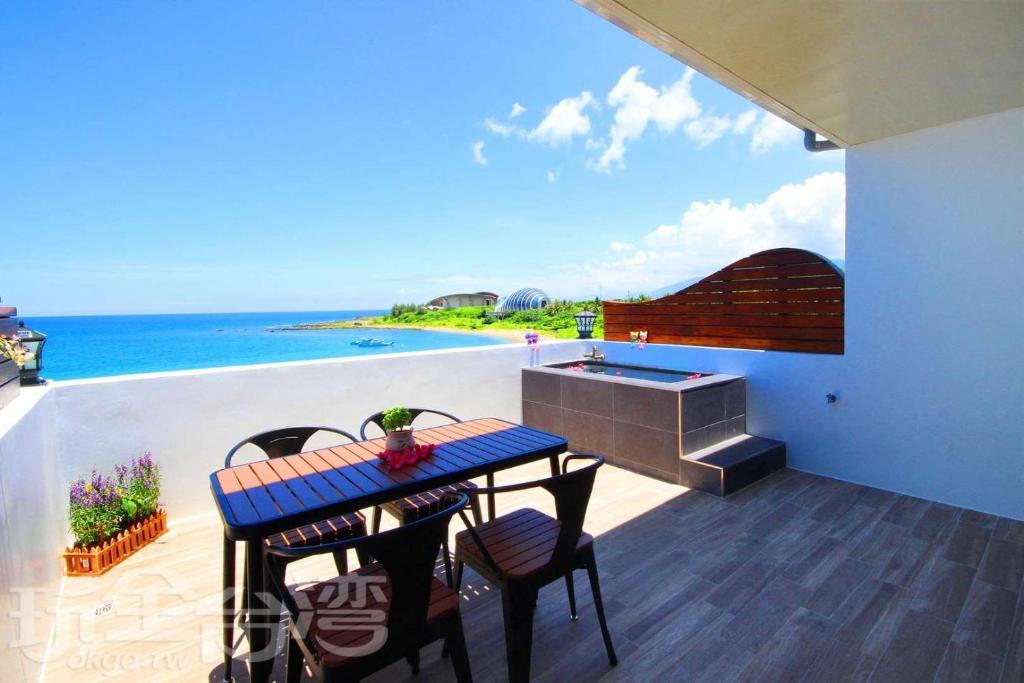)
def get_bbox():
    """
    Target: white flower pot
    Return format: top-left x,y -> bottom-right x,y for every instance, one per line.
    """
385,428 -> 415,452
